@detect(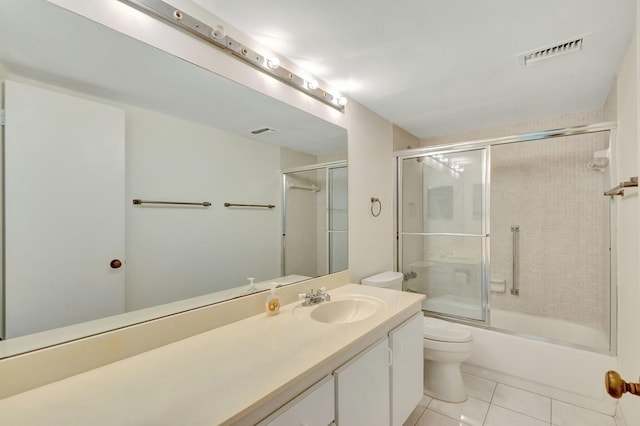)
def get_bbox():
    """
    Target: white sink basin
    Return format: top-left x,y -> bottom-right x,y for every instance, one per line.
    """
308,296 -> 386,324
